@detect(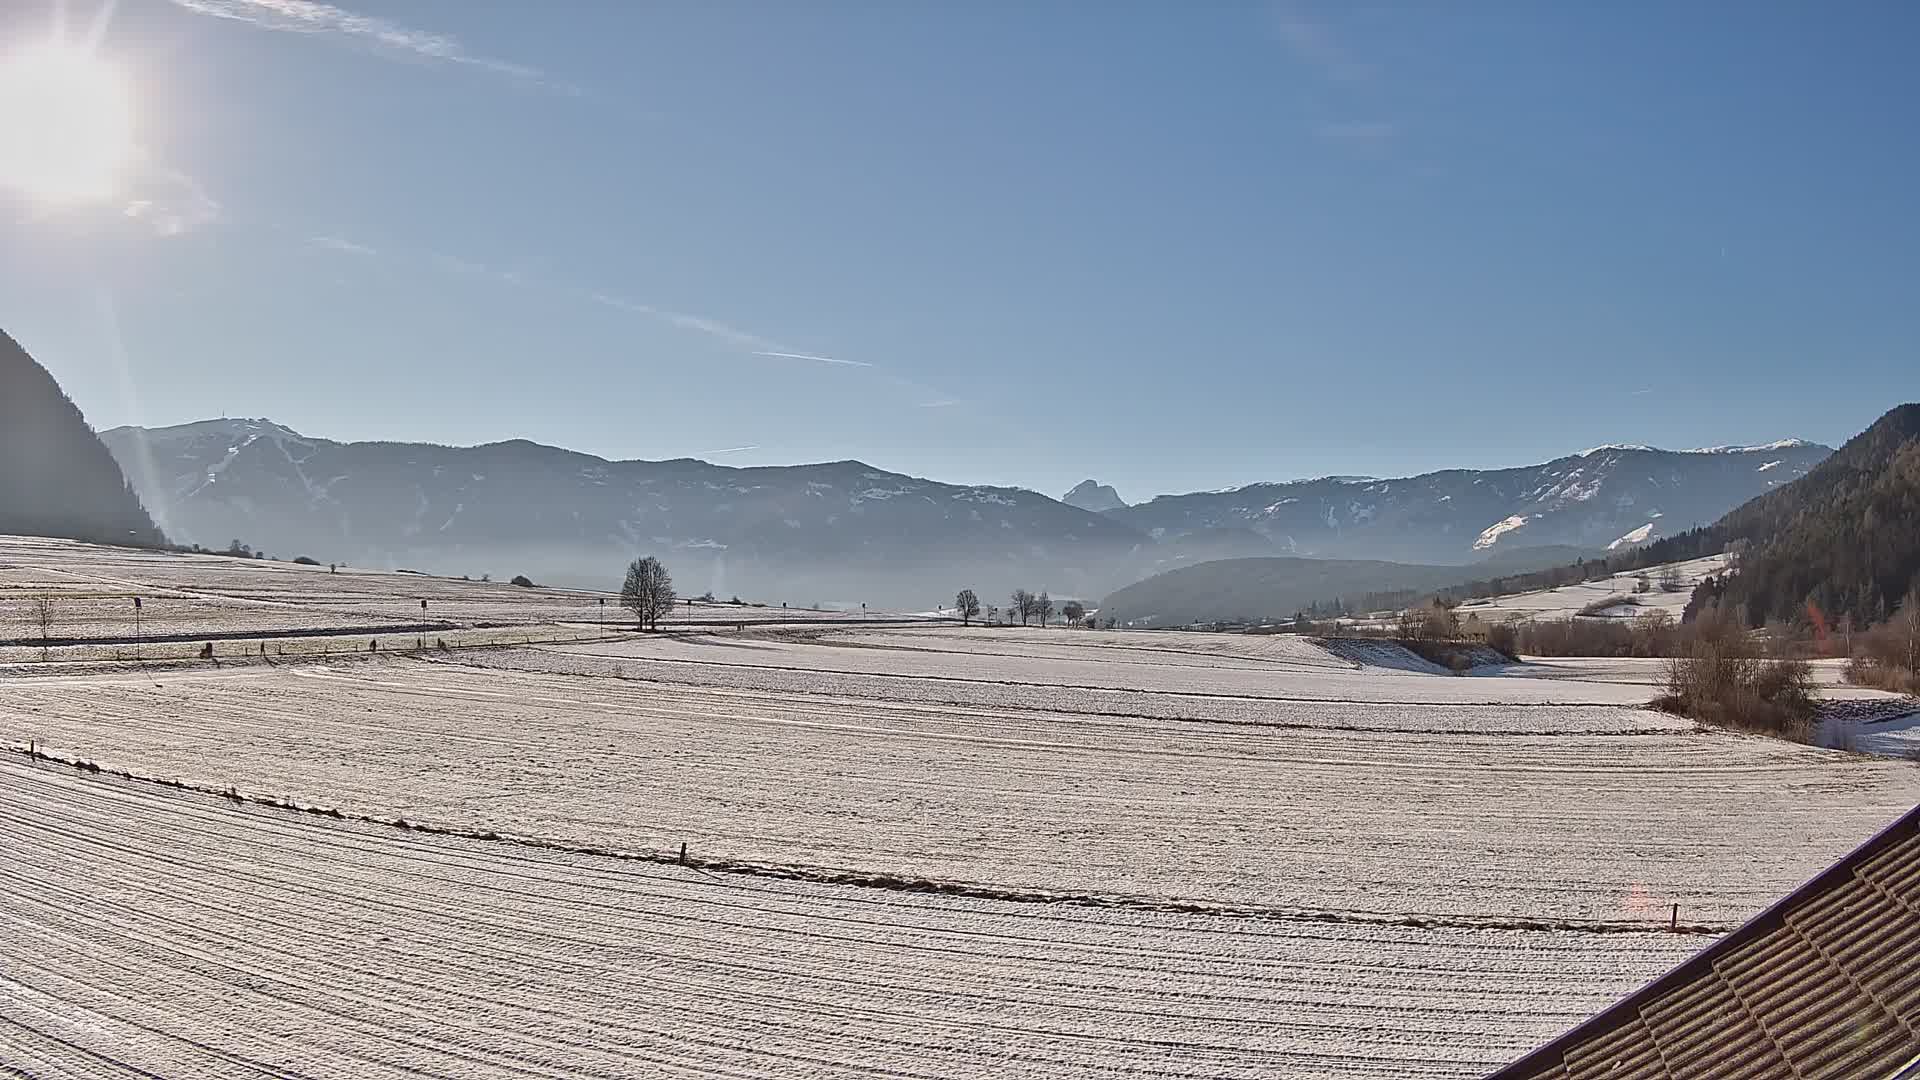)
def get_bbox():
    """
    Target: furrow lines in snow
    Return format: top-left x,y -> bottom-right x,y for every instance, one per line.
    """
0,760 -> 1697,1079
